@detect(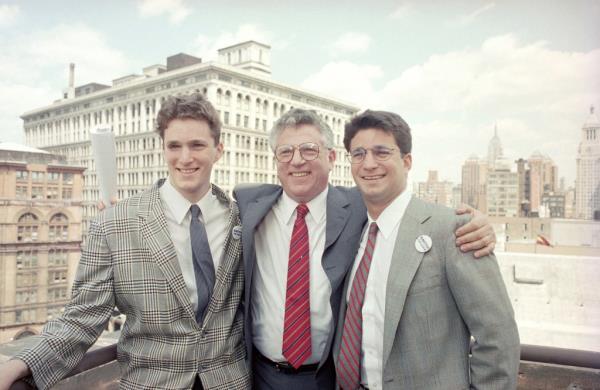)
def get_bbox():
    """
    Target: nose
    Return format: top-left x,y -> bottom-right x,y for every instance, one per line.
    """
180,146 -> 193,163
289,147 -> 306,166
